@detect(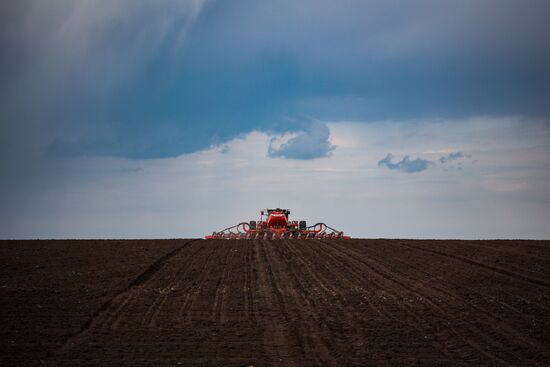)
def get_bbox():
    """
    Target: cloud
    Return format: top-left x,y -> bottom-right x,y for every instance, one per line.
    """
439,151 -> 465,163
2,0 -> 550,162
1,0 -> 208,159
2,3 -> 550,240
378,153 -> 433,173
2,117 -> 550,239
267,121 -> 335,160
5,117 -> 550,240
378,150 -> 473,173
